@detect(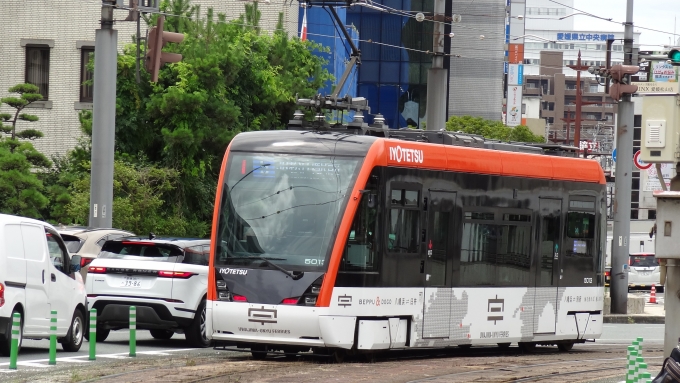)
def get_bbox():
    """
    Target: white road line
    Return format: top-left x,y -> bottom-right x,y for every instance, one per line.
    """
56,357 -> 90,363
0,348 -> 198,367
16,362 -> 50,368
